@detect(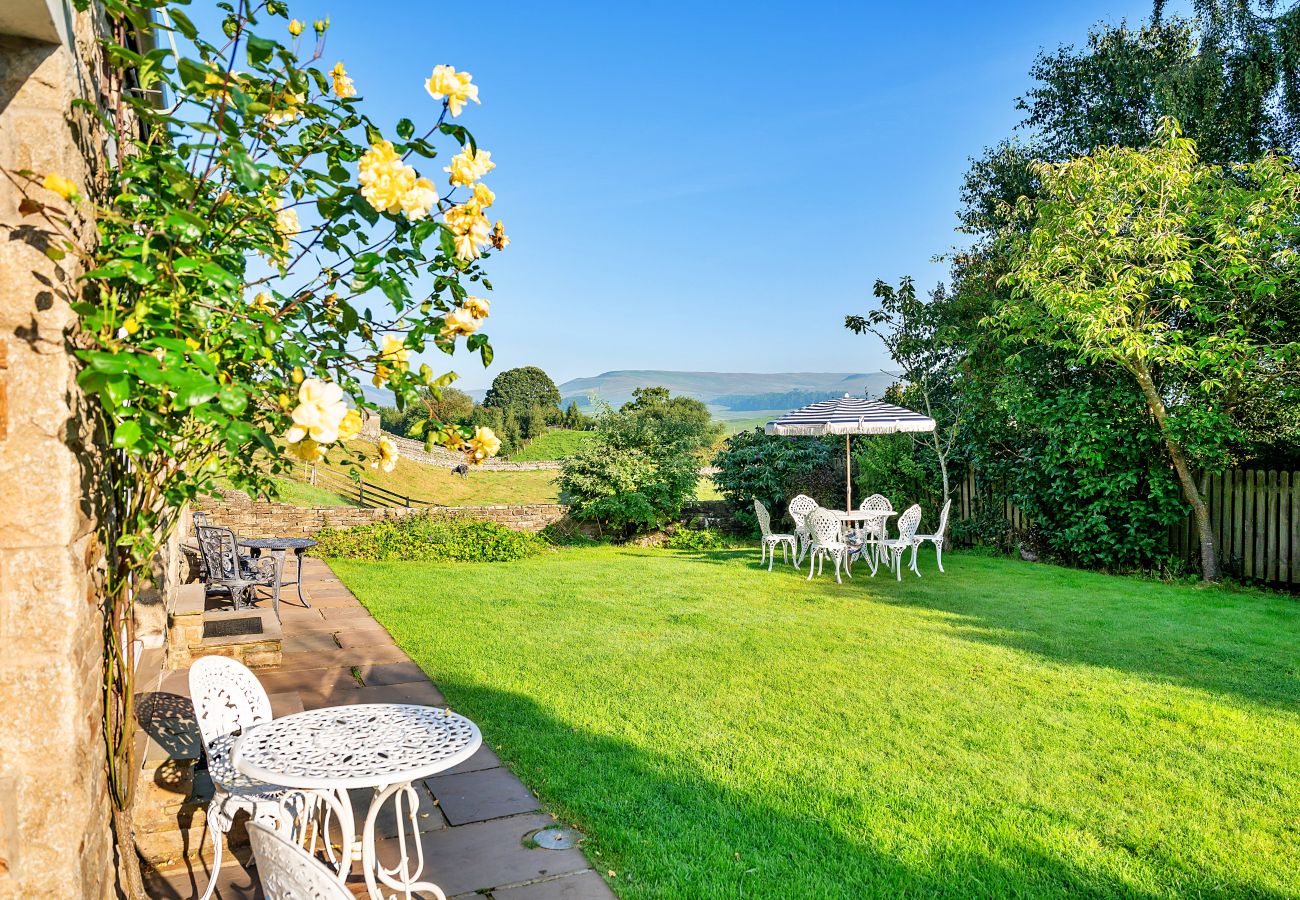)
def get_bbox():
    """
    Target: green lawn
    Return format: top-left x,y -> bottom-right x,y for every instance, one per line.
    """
329,548 -> 1300,899
508,429 -> 595,461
